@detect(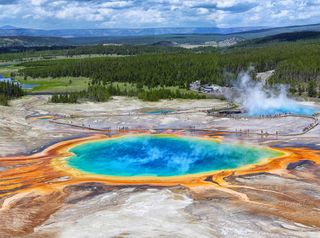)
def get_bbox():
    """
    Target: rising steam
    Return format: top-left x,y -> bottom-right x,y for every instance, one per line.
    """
227,71 -> 316,116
